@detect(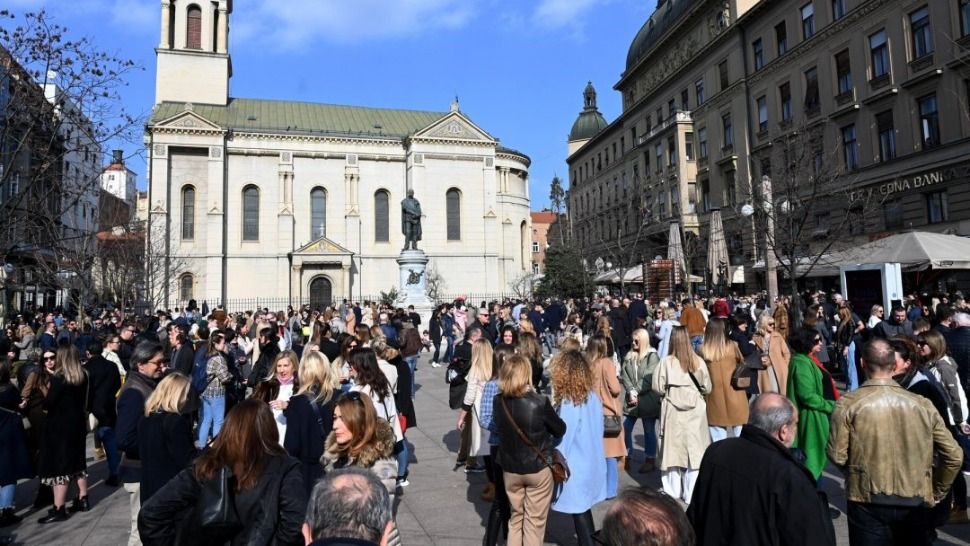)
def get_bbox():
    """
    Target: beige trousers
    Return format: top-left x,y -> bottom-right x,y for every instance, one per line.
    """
124,482 -> 142,546
504,467 -> 554,546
